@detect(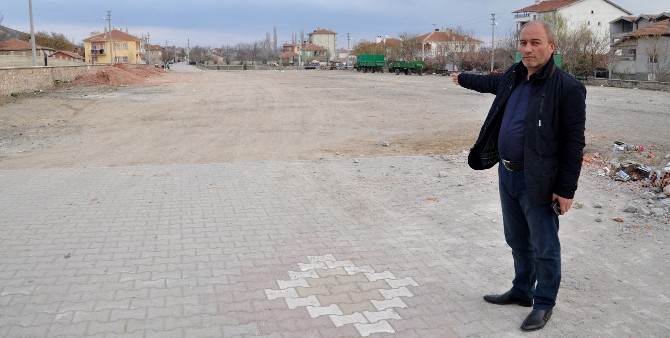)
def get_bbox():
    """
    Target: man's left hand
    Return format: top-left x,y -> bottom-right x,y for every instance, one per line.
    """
552,194 -> 573,215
